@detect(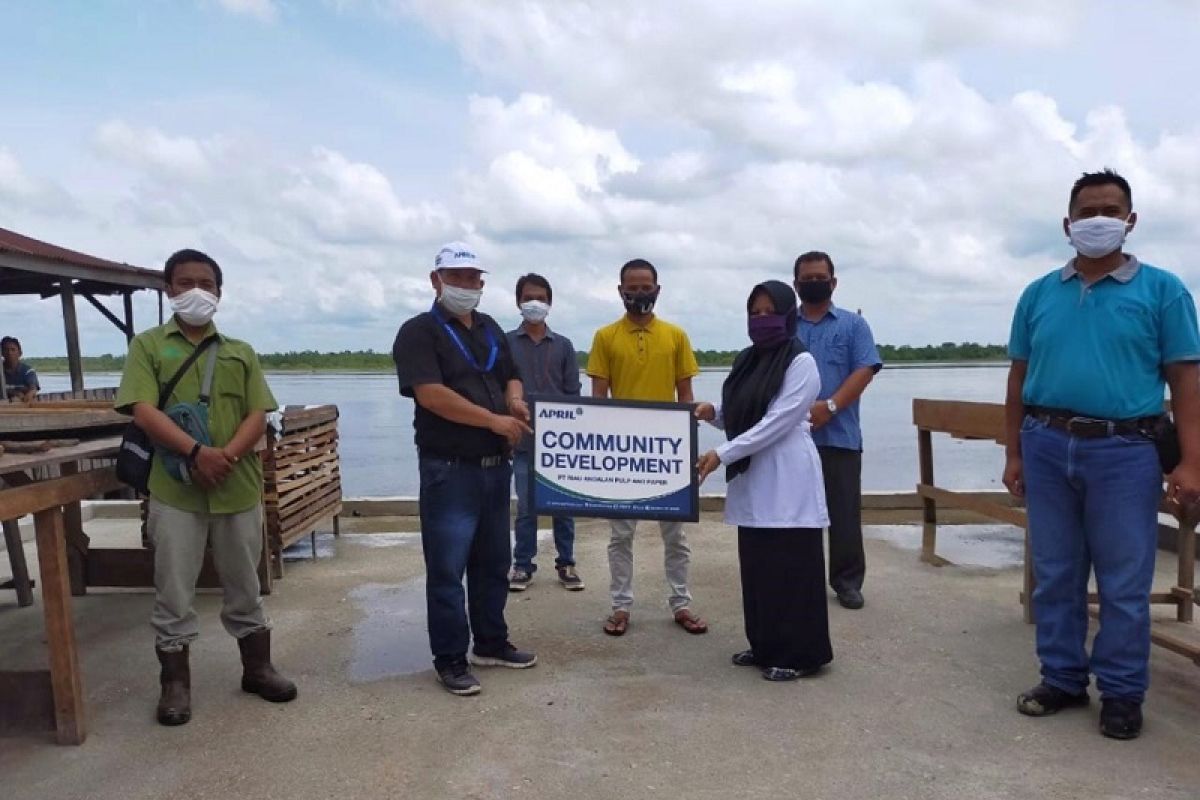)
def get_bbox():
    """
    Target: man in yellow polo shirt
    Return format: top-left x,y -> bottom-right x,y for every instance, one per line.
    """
115,248 -> 296,727
587,258 -> 706,636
